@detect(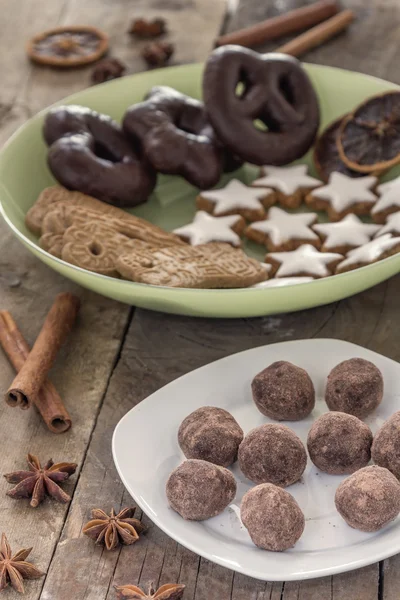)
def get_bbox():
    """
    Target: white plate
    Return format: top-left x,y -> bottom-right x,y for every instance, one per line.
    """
112,339 -> 400,581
